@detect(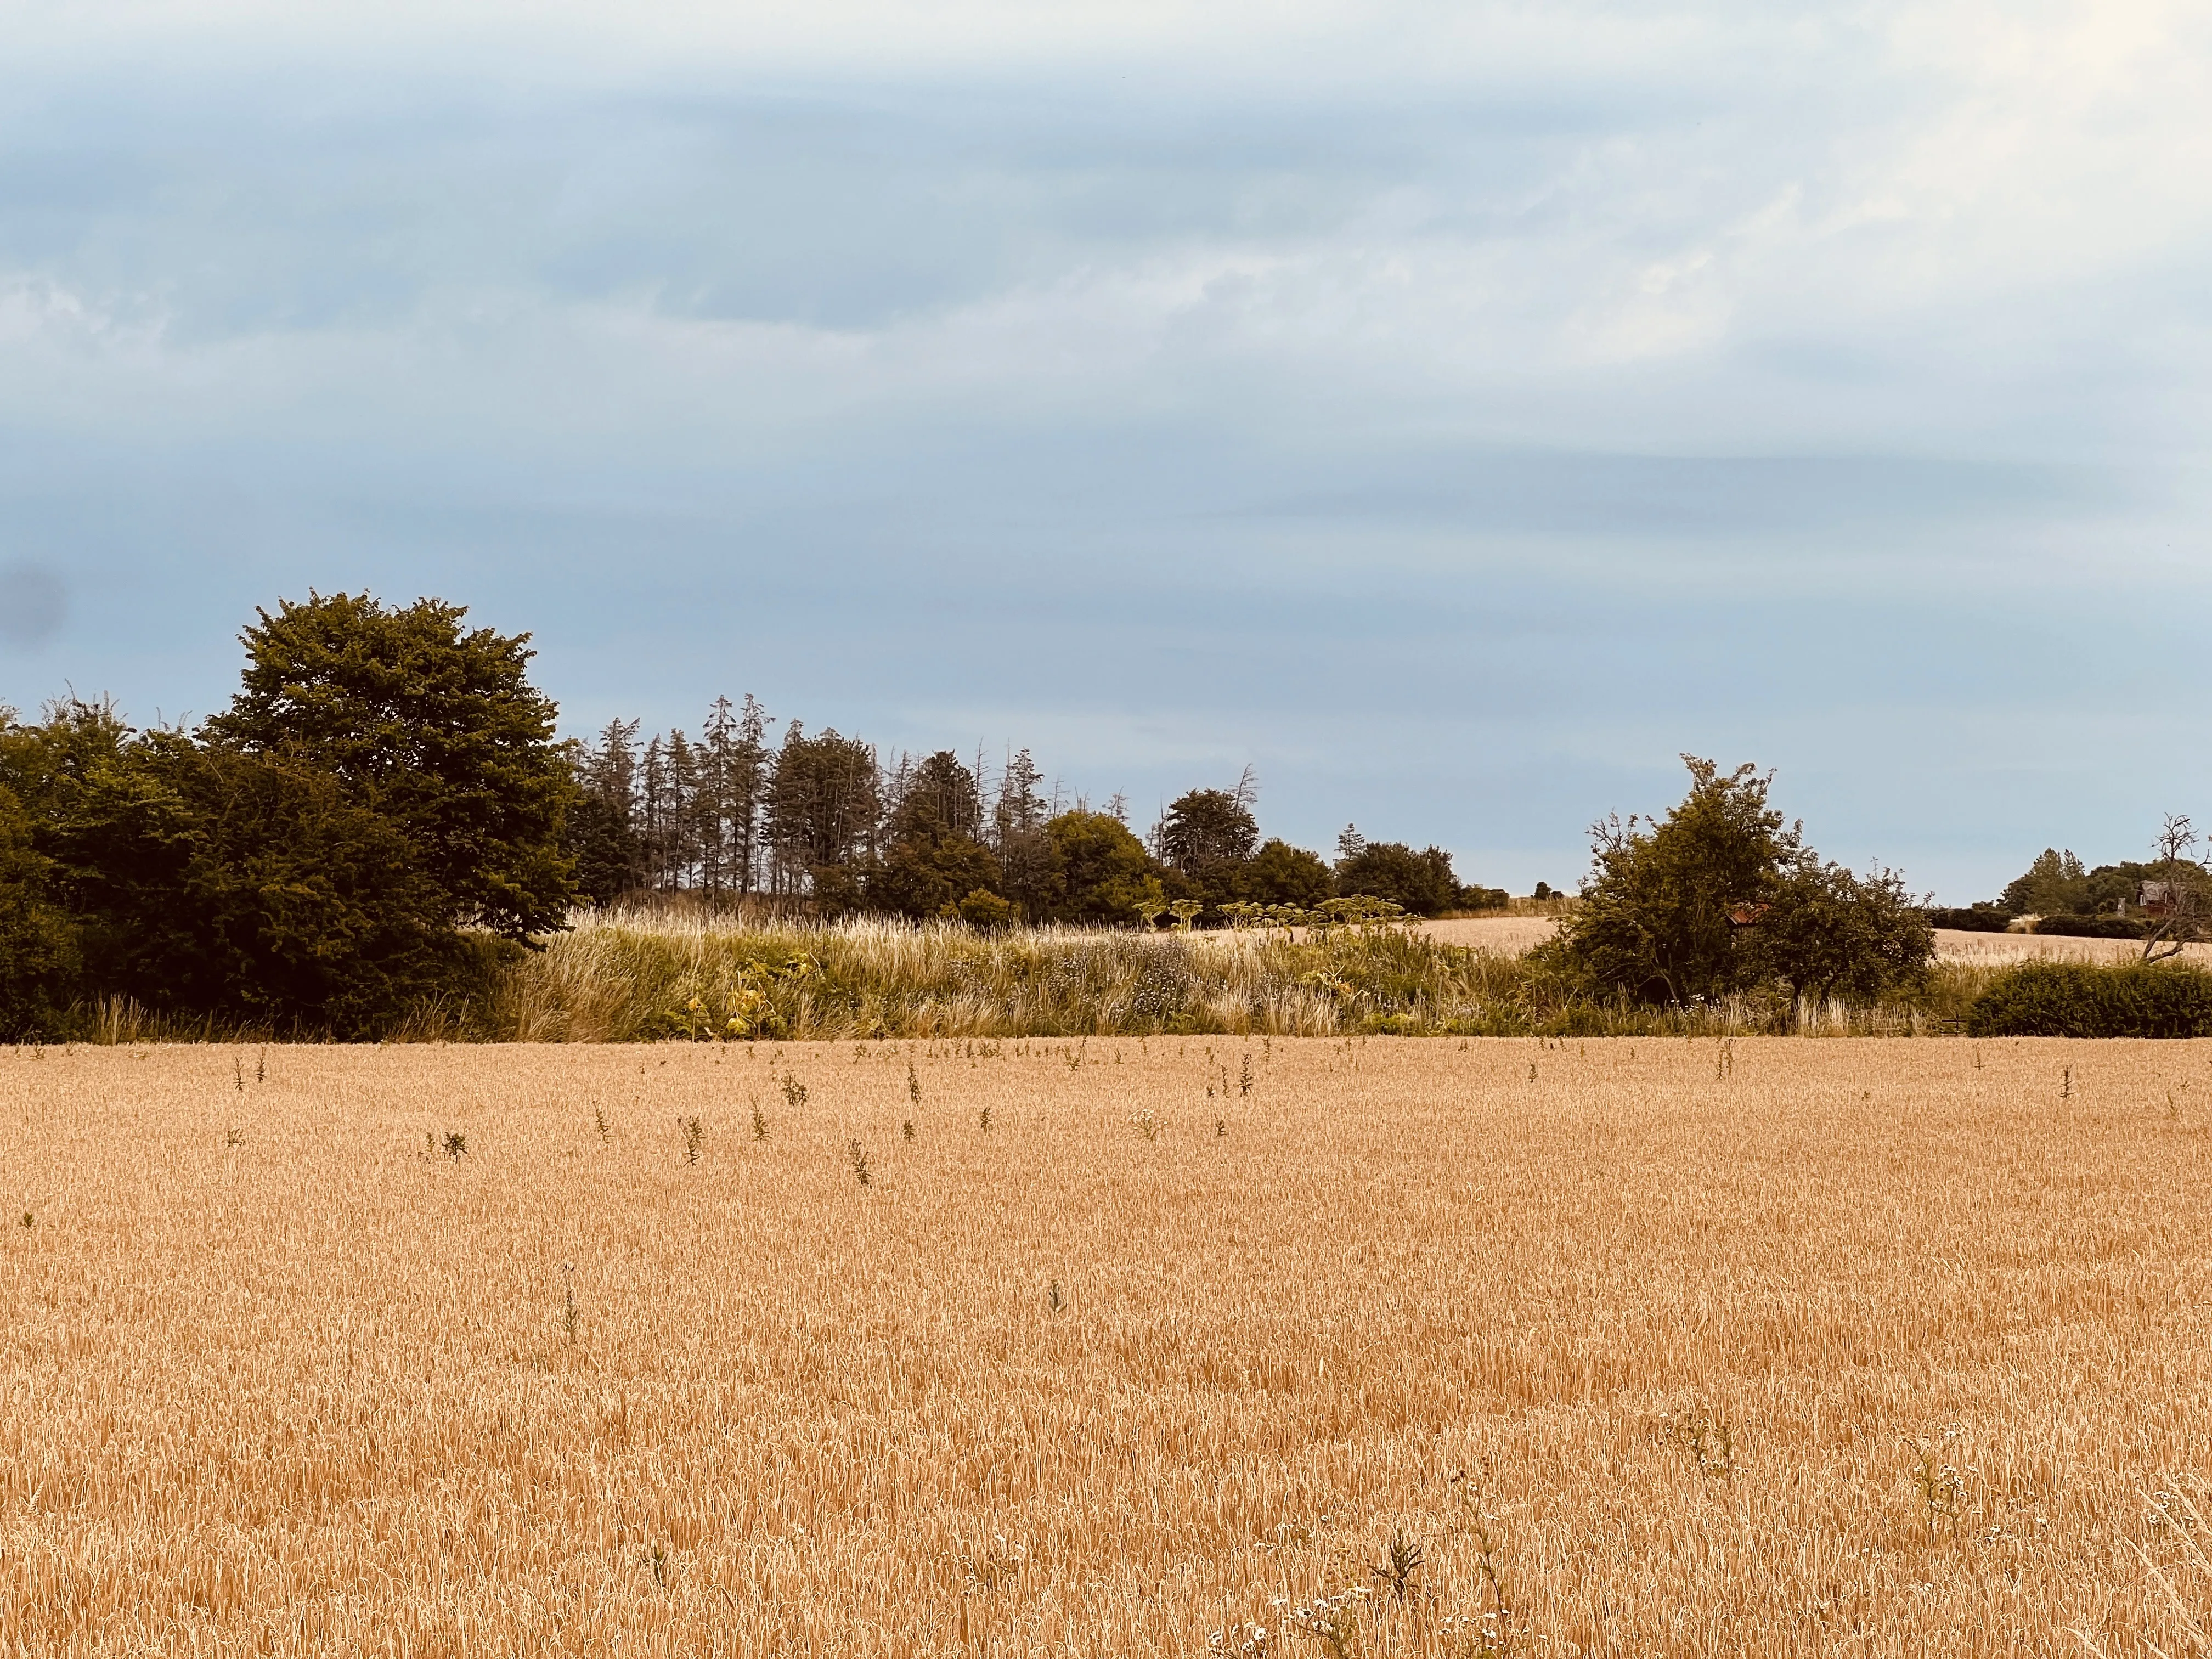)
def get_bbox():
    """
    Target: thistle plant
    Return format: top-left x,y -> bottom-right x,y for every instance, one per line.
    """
848,1140 -> 872,1188
751,1102 -> 769,1141
678,1115 -> 704,1165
